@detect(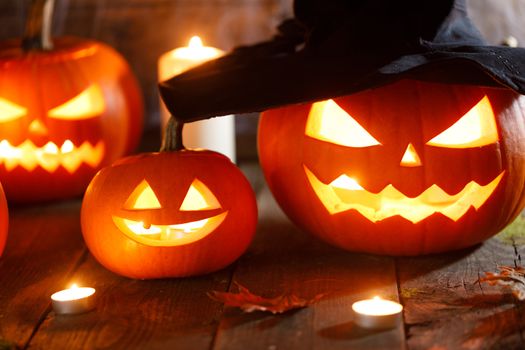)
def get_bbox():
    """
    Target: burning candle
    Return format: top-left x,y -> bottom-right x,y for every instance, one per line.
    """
158,36 -> 236,162
351,296 -> 403,329
51,284 -> 96,315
